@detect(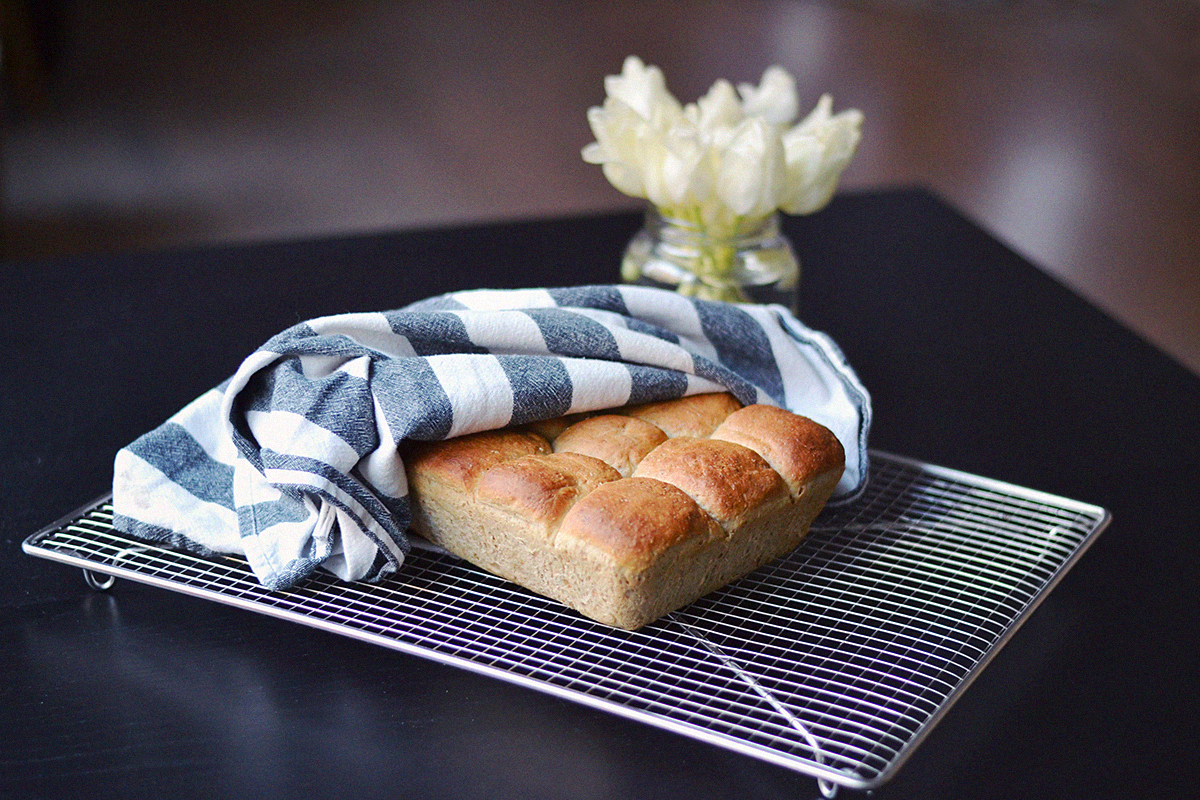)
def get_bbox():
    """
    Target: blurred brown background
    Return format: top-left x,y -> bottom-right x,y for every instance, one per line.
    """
3,0 -> 1198,374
